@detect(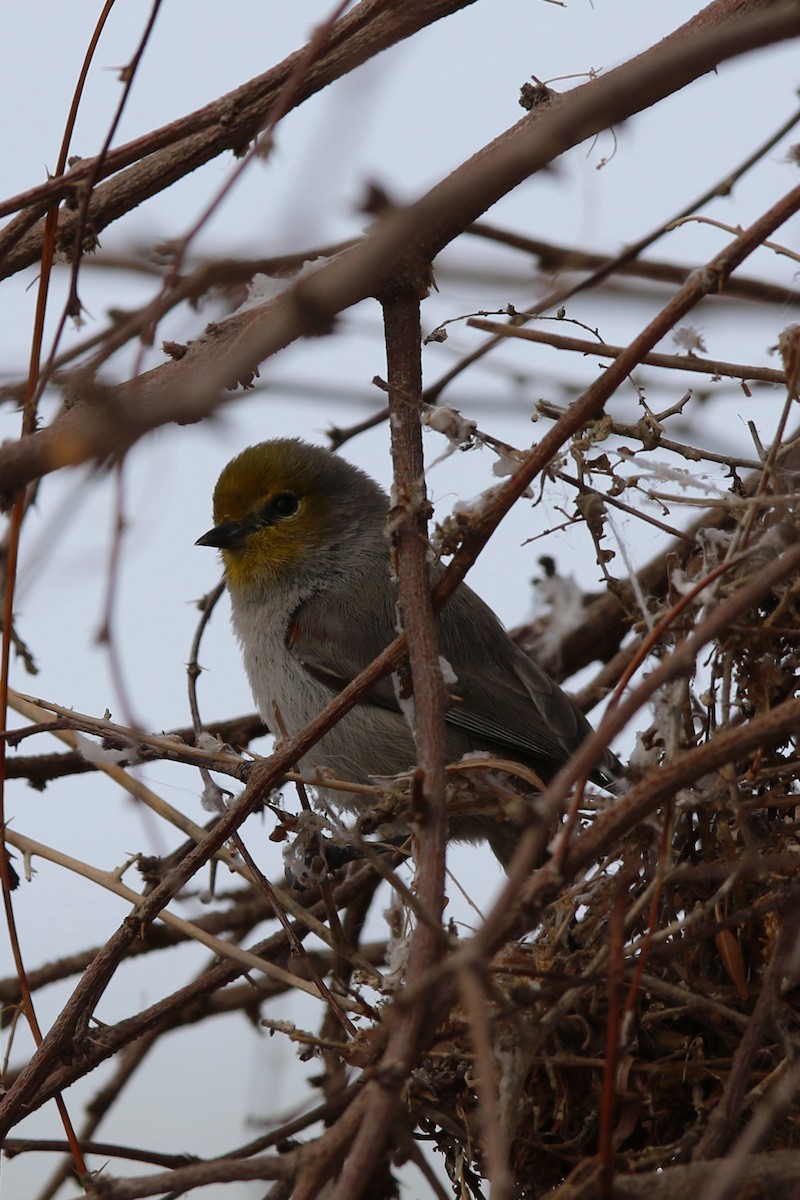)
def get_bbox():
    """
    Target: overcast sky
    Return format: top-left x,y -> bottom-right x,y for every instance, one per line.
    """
2,4 -> 799,1196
